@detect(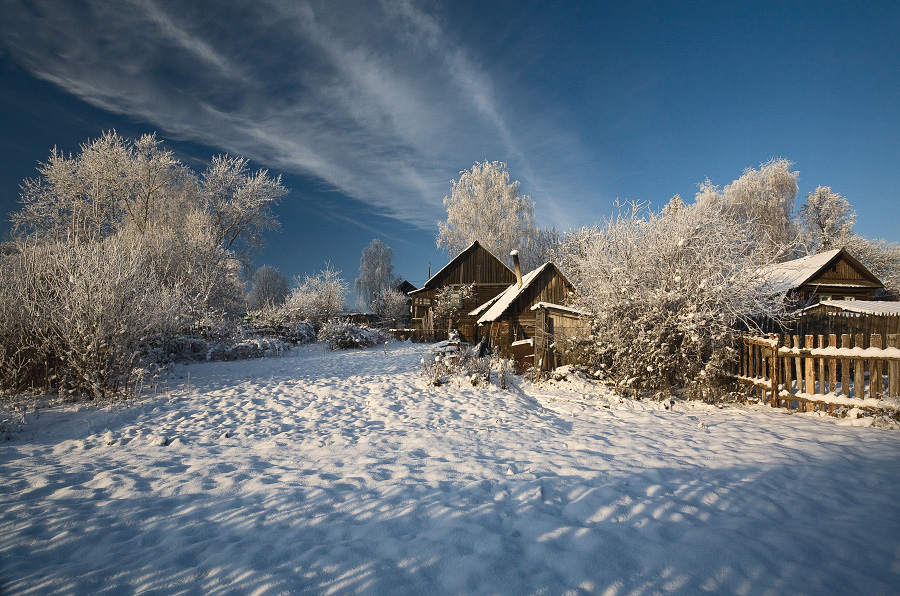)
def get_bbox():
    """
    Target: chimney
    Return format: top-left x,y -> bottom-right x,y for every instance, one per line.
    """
510,250 -> 522,289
